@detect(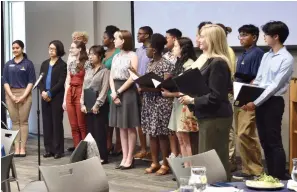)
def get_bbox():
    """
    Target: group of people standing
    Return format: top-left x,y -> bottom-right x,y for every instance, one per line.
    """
3,20 -> 294,180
